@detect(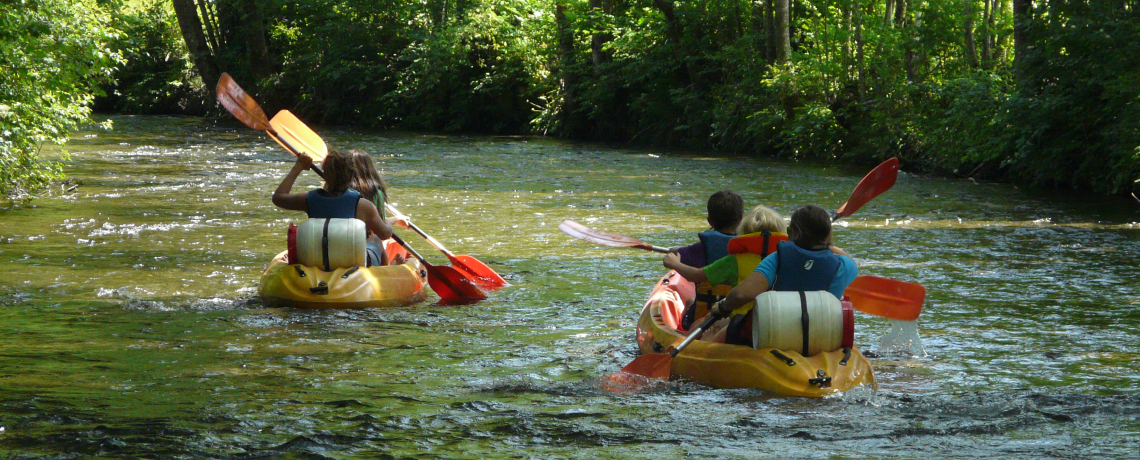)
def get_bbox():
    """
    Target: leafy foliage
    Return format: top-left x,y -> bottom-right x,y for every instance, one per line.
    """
0,0 -> 119,198
95,0 -> 208,115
